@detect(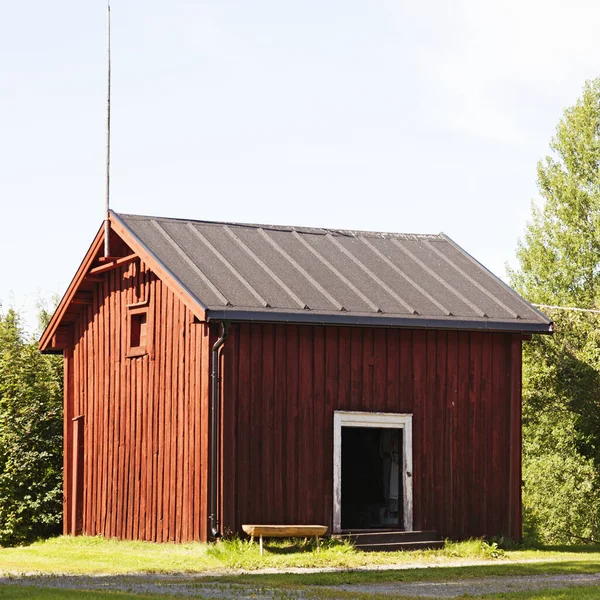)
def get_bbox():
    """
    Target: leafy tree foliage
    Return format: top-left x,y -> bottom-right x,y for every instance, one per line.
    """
521,310 -> 600,543
513,79 -> 600,308
0,308 -> 63,545
512,79 -> 600,544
